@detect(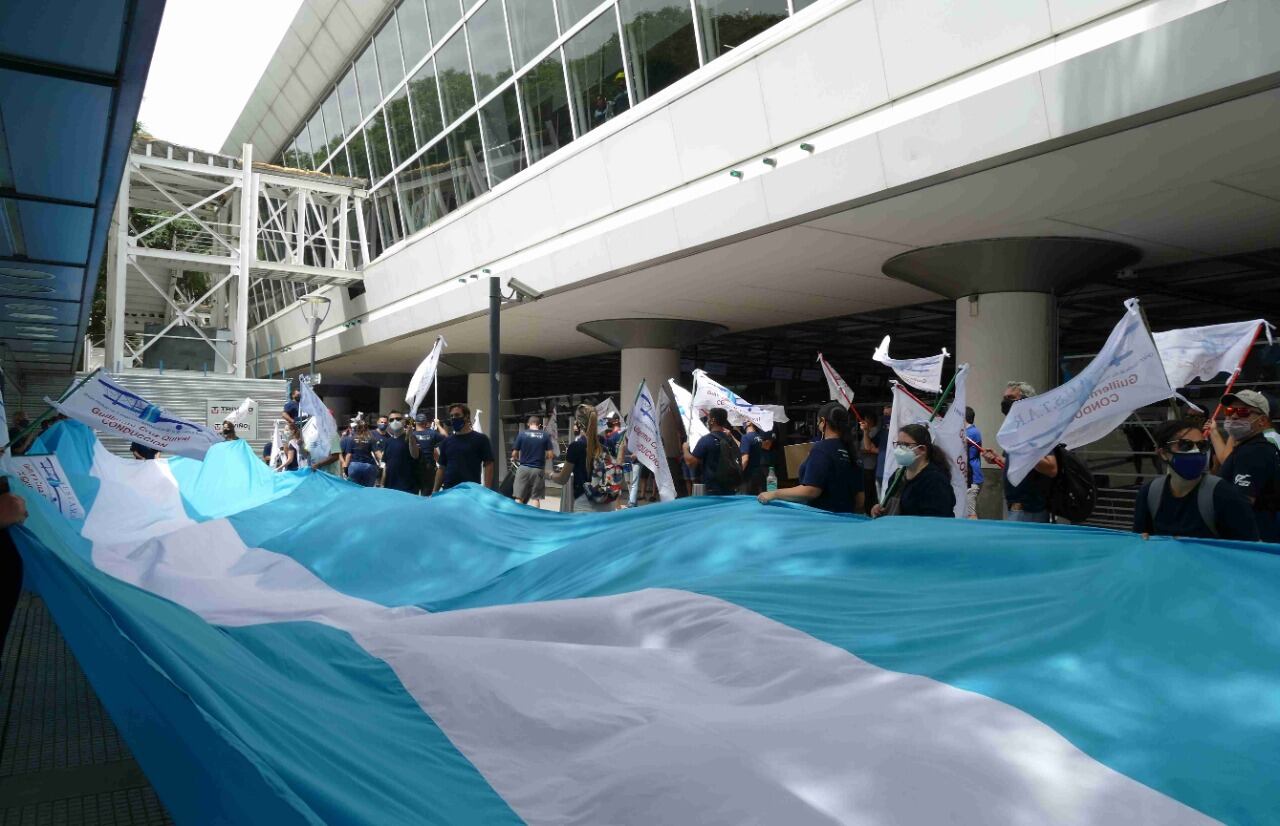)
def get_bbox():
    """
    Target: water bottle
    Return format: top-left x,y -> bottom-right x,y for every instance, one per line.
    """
766,466 -> 778,492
